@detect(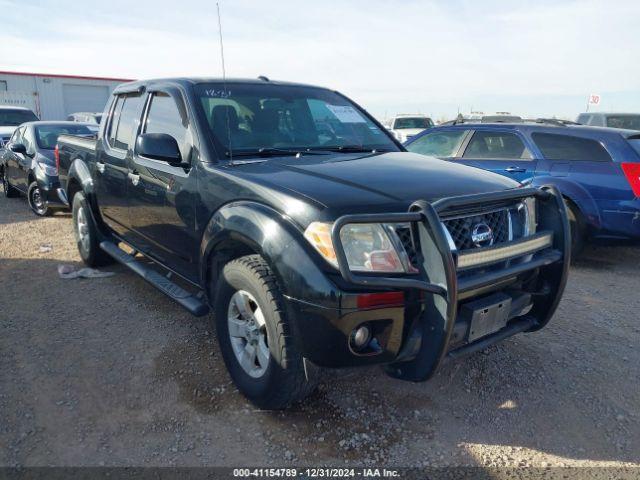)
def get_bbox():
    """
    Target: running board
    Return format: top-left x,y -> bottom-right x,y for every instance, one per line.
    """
99,241 -> 210,317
